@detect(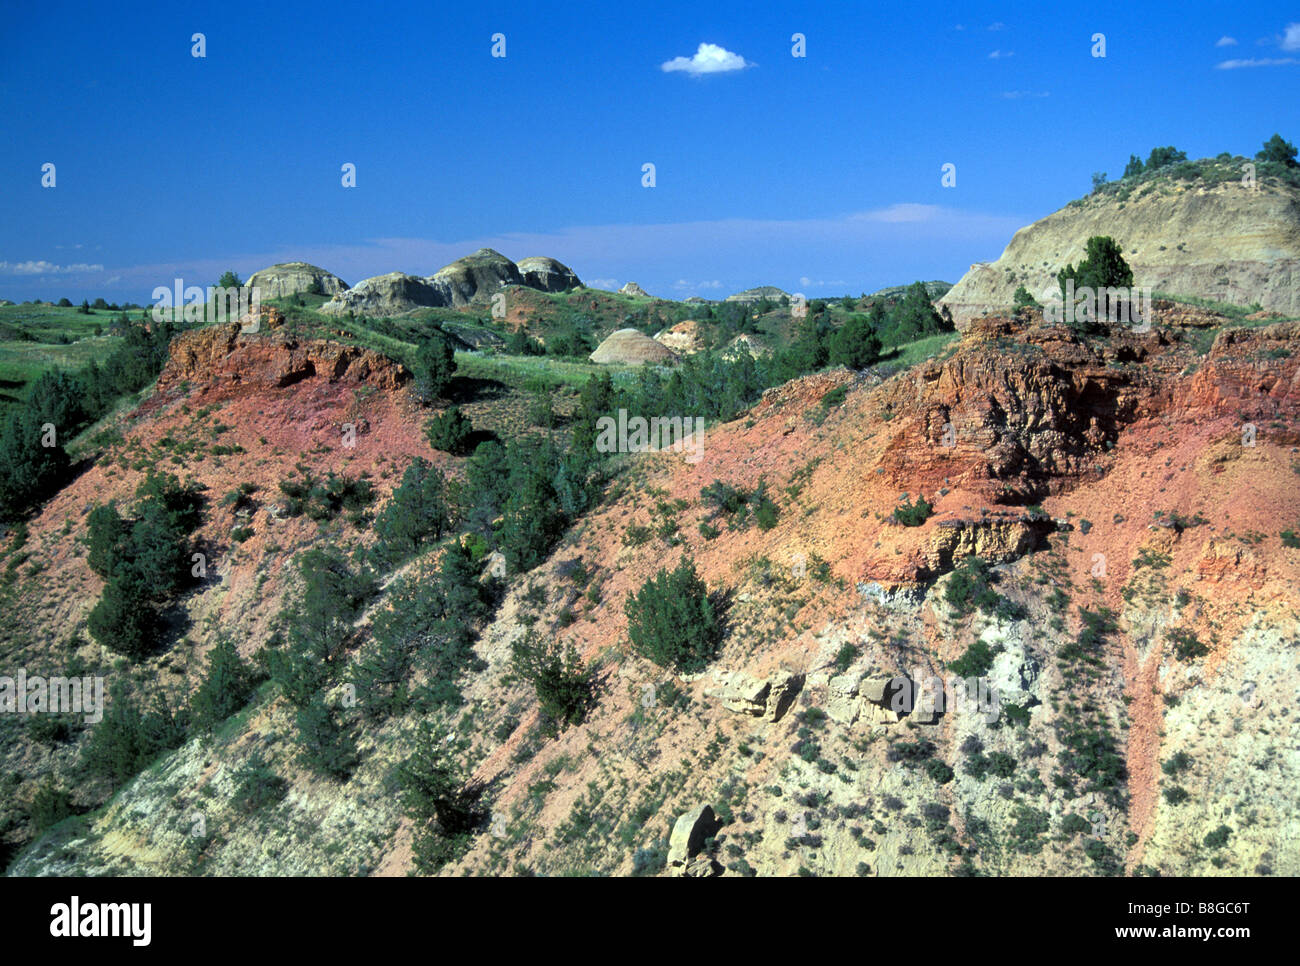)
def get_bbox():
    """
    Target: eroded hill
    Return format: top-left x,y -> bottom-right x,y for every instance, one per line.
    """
4,304 -> 1298,878
941,158 -> 1300,326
